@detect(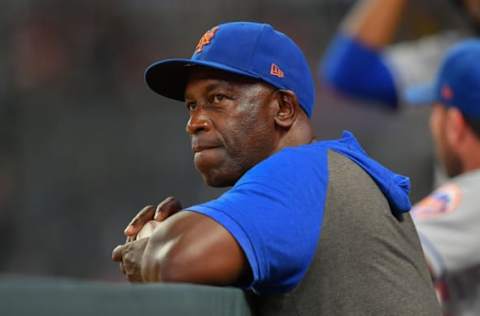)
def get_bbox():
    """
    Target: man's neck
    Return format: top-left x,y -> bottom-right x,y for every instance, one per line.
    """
275,121 -> 314,152
460,140 -> 480,173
